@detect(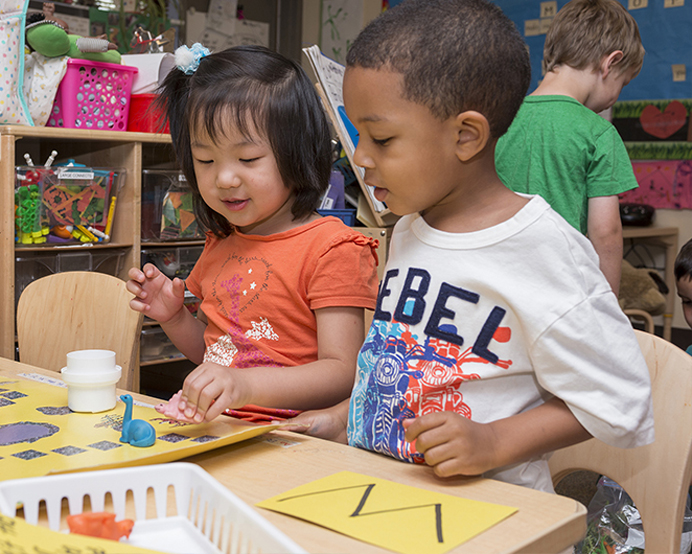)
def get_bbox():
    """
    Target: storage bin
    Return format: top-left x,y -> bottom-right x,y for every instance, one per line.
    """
141,245 -> 203,280
184,289 -> 201,317
46,59 -> 138,131
127,93 -> 170,133
317,208 -> 357,226
141,169 -> 203,241
140,326 -> 183,362
0,462 -> 306,554
15,164 -> 125,246
15,249 -> 126,309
